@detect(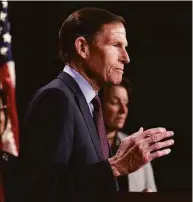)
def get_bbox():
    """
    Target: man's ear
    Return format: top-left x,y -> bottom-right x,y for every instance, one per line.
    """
74,36 -> 89,59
